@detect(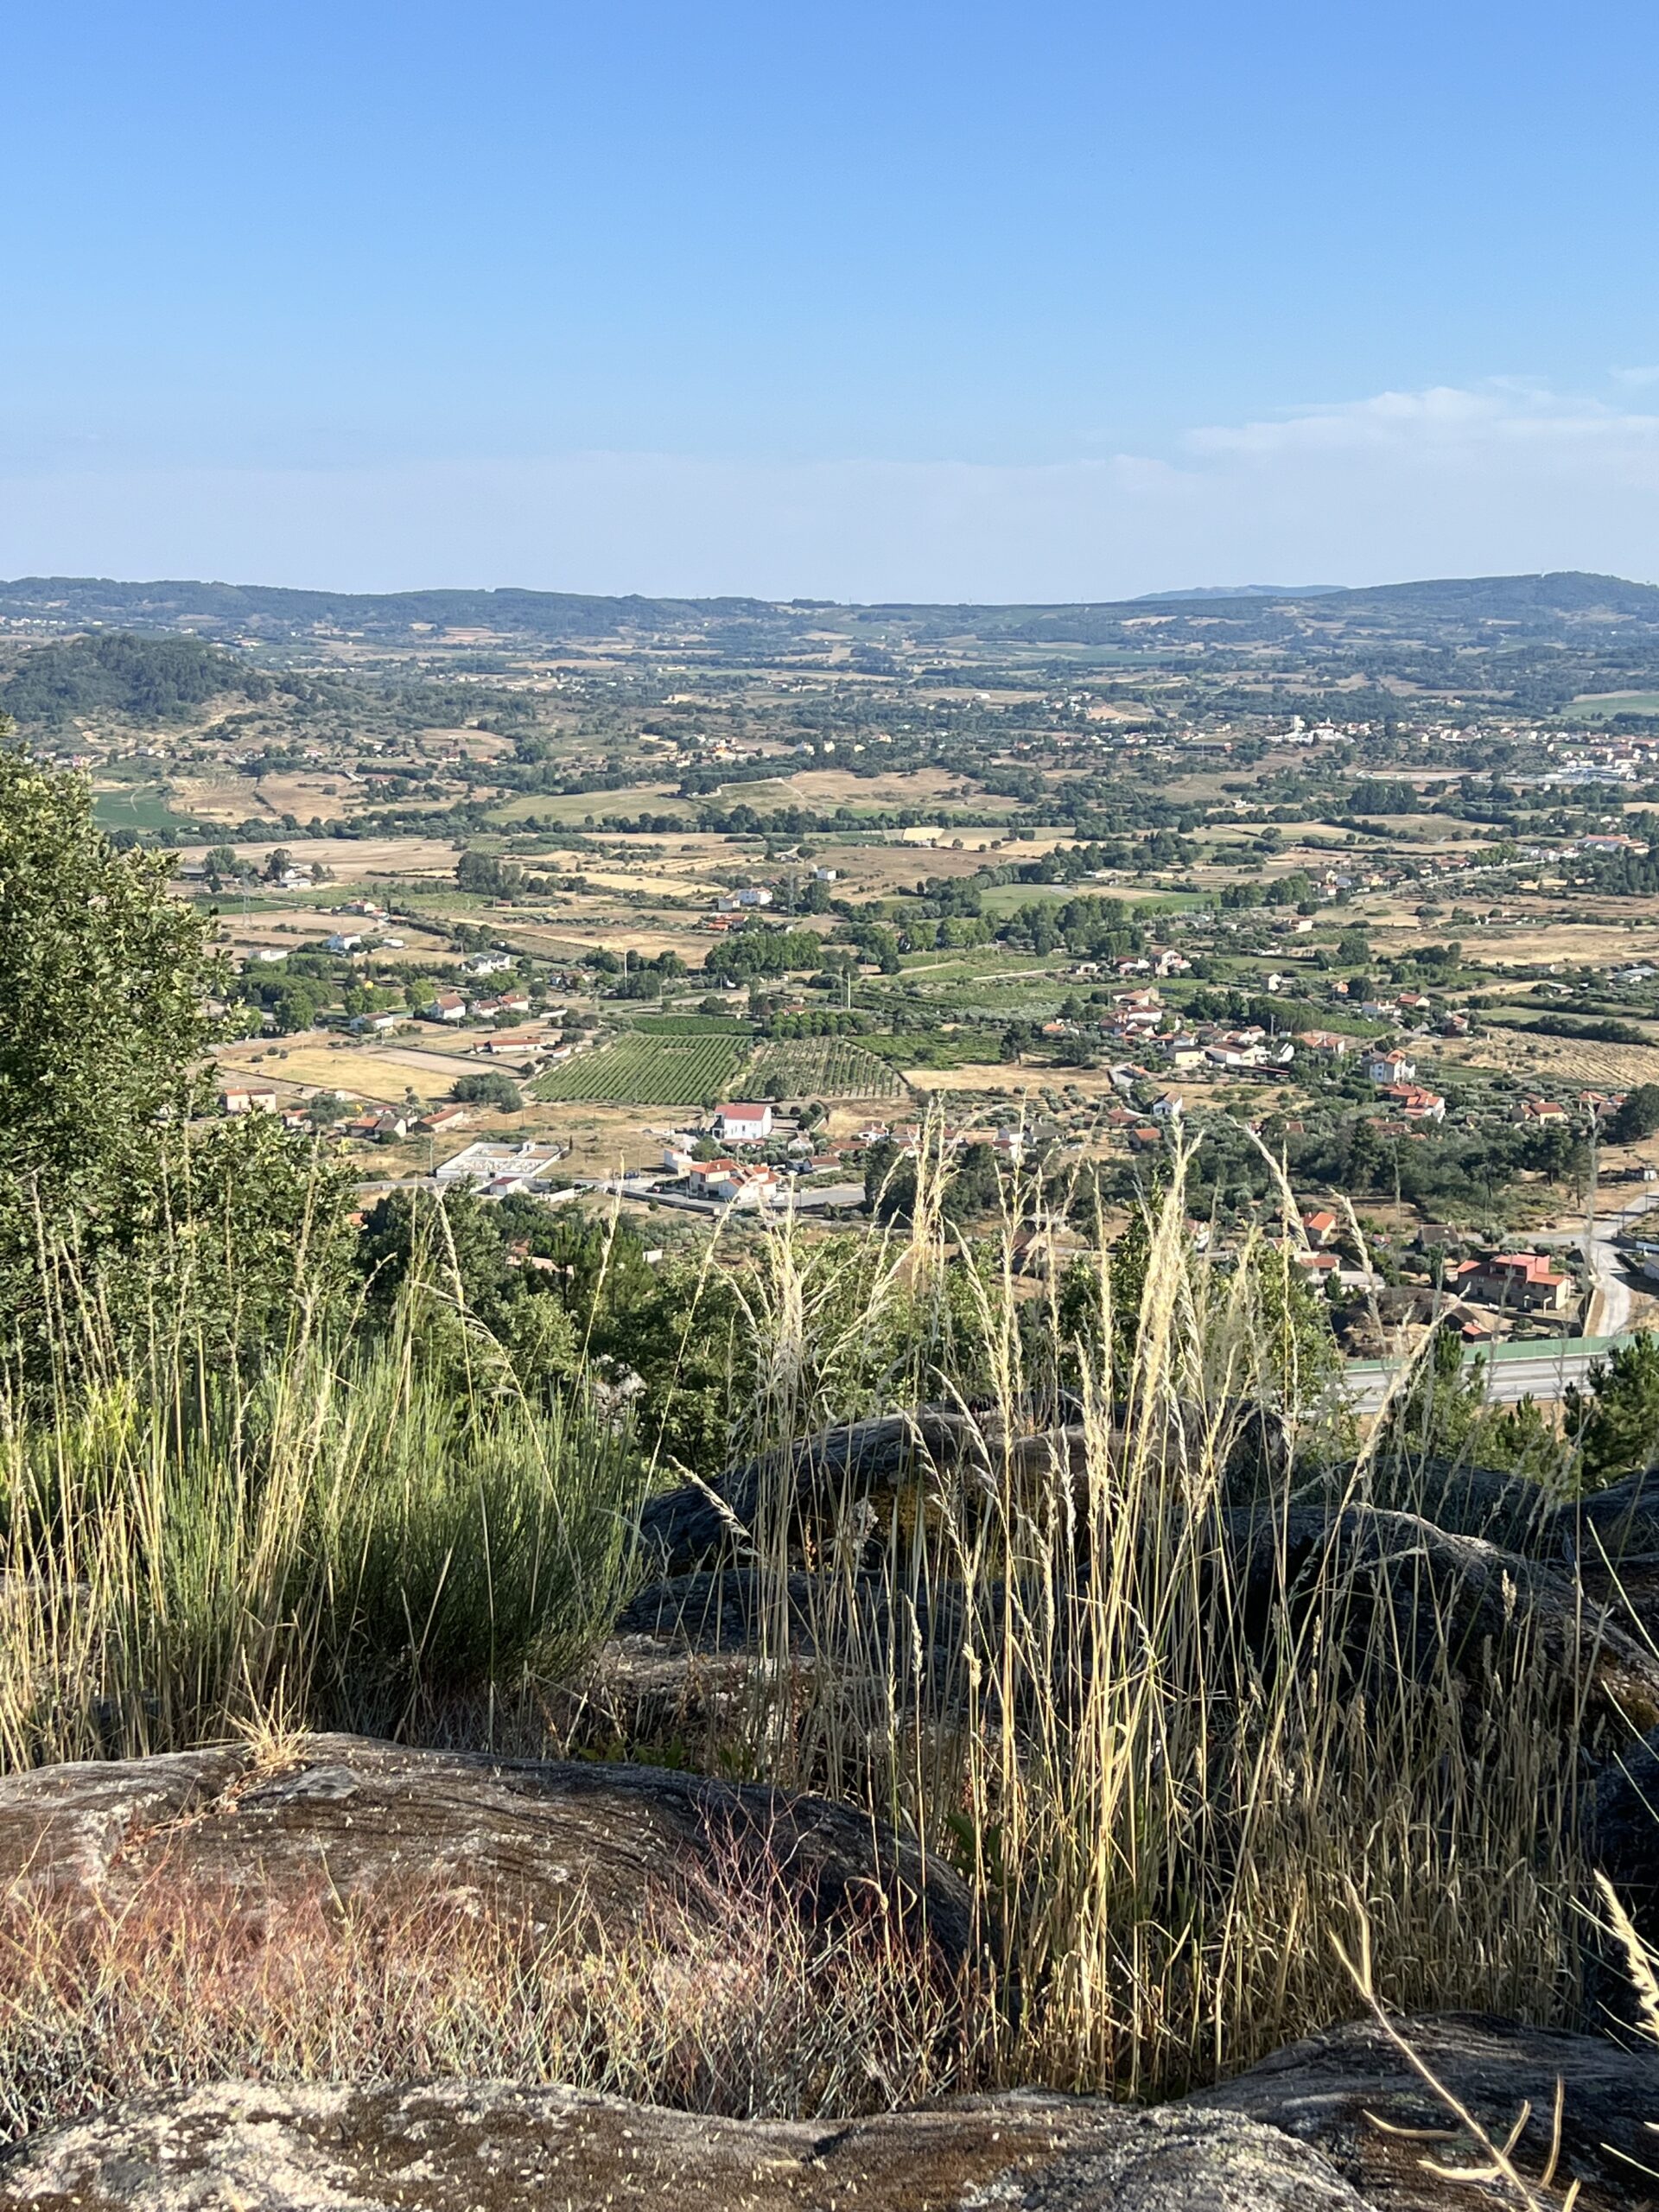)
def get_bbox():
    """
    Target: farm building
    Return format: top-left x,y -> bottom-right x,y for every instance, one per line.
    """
715,1103 -> 774,1143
